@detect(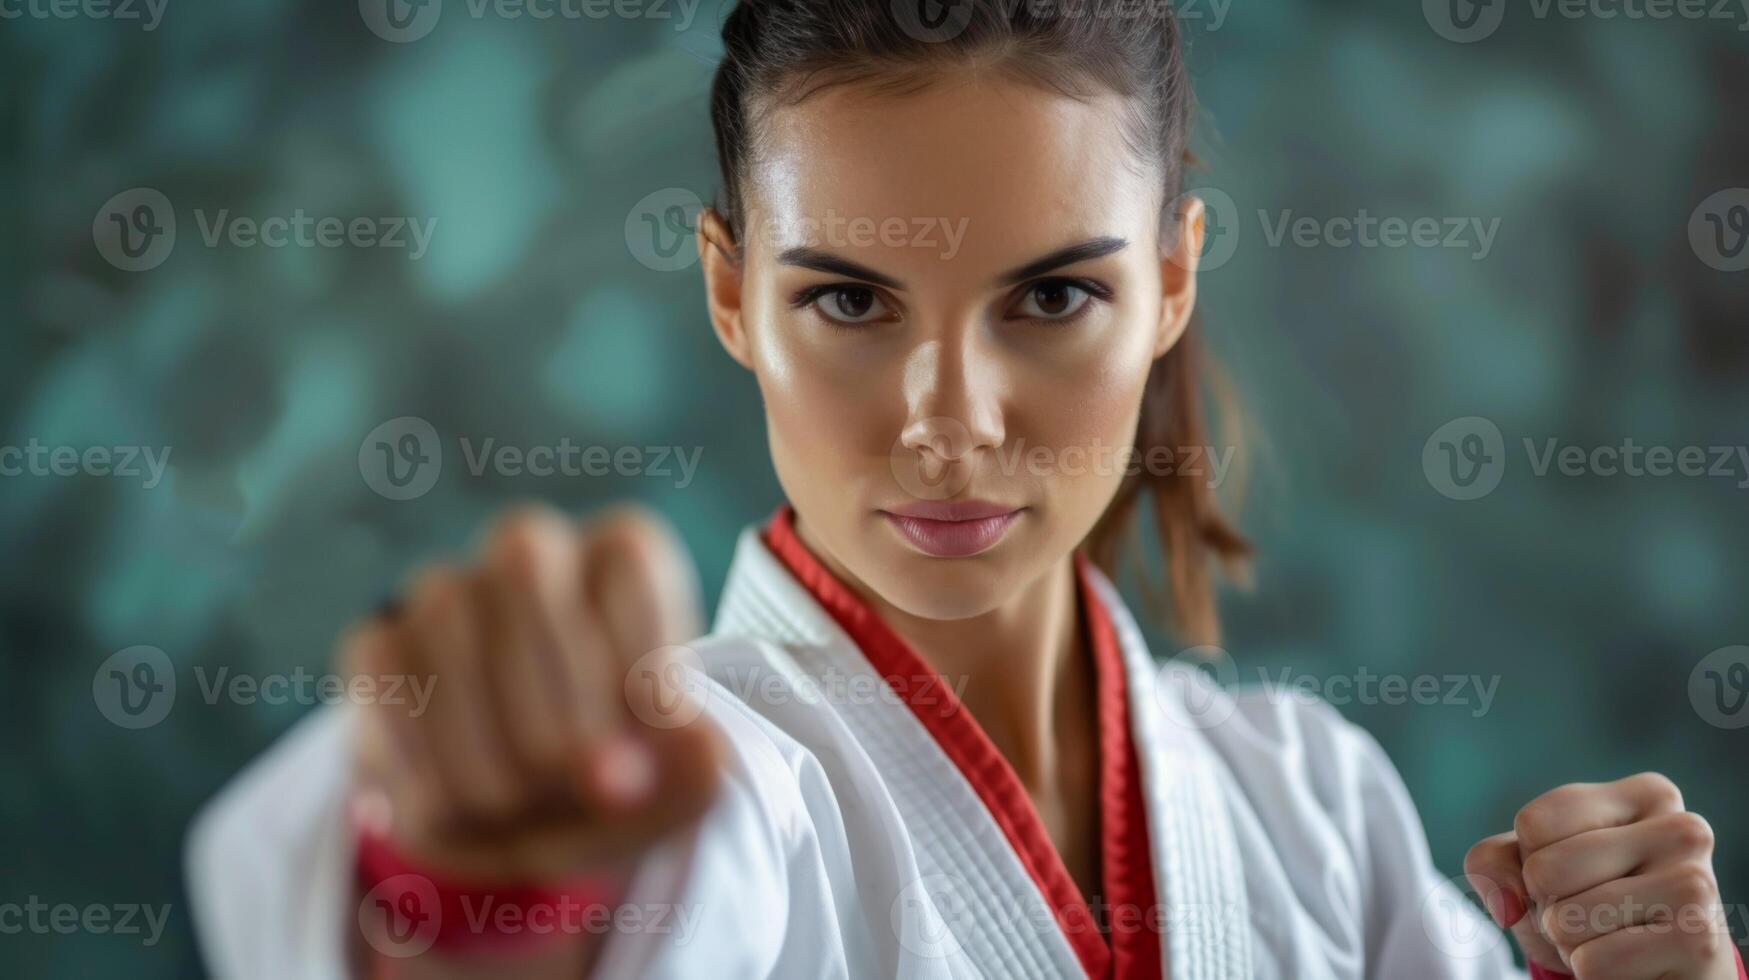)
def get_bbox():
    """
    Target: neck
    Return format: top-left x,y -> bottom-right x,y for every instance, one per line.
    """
795,516 -> 1088,789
